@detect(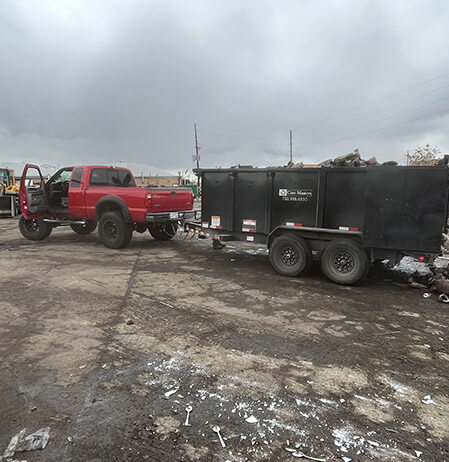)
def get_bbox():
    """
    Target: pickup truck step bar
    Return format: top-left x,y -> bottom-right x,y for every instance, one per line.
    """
43,218 -> 87,226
